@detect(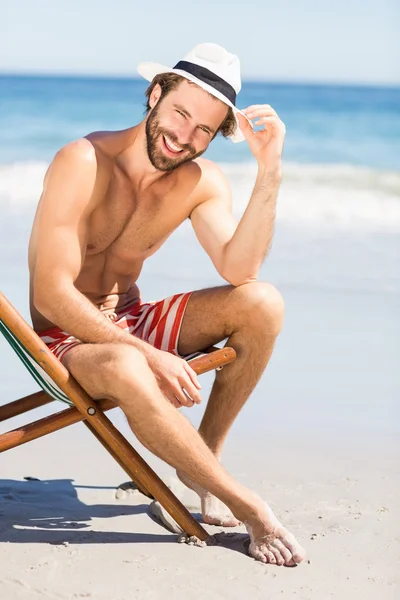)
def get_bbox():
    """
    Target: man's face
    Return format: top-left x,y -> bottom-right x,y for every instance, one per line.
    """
145,80 -> 229,172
